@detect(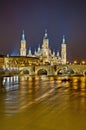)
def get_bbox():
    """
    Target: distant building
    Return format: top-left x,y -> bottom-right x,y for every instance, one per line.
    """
19,30 -> 67,65
0,30 -> 67,70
